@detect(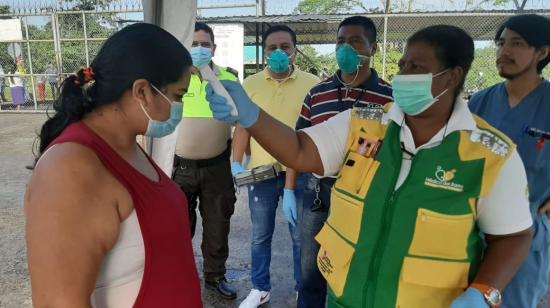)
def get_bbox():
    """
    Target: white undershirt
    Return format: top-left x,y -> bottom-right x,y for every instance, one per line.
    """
91,210 -> 145,308
301,100 -> 533,235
